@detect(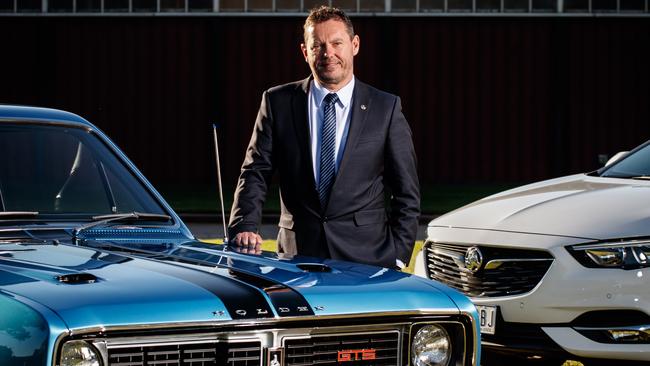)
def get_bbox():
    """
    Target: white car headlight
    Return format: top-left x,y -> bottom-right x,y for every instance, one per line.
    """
586,247 -> 626,267
568,240 -> 650,269
411,325 -> 451,366
60,340 -> 103,366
